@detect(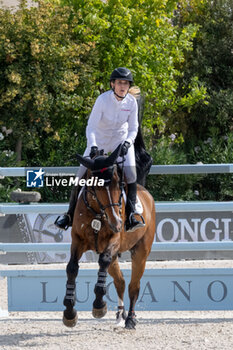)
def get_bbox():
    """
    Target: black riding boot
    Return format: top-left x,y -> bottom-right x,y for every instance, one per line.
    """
54,185 -> 80,230
125,182 -> 145,232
